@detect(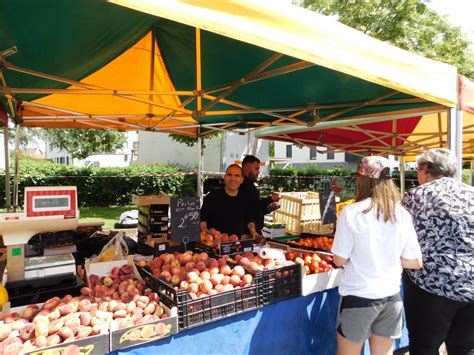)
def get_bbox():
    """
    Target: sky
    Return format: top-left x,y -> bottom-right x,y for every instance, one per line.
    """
428,0 -> 474,45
